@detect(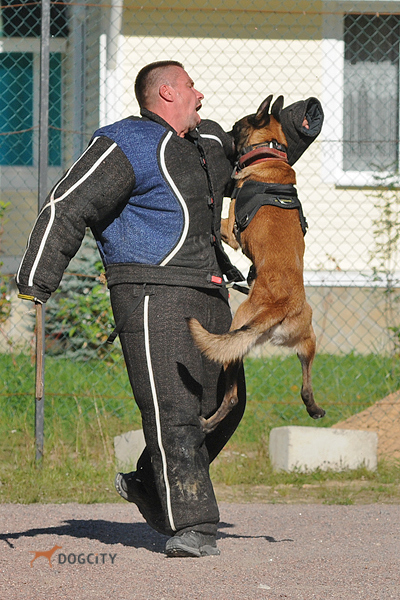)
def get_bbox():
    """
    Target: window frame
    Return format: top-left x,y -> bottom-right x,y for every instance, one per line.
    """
322,0 -> 400,187
0,37 -> 66,190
